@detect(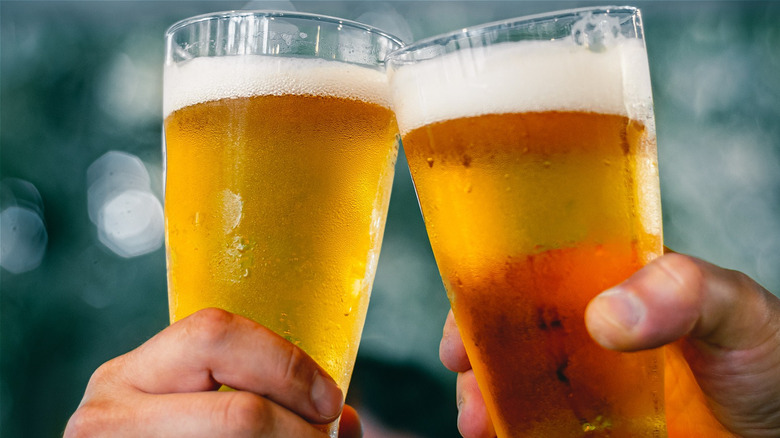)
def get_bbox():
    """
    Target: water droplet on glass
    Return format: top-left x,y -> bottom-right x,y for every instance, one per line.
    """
571,12 -> 621,52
